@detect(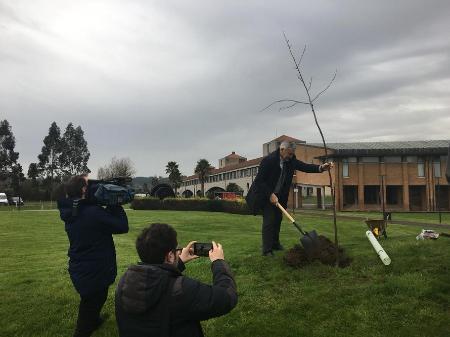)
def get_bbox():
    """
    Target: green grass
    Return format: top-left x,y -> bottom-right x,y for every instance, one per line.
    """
0,201 -> 58,211
1,210 -> 449,337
